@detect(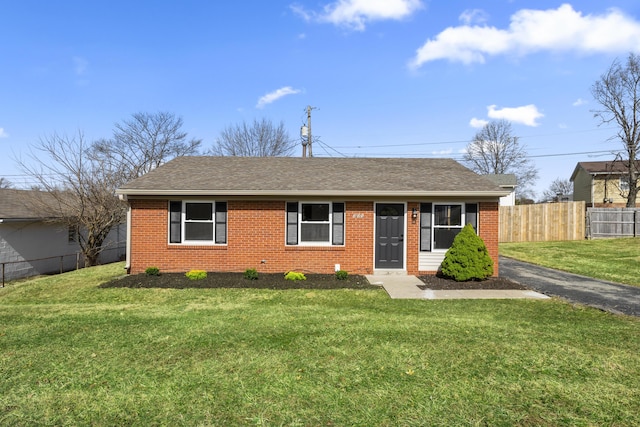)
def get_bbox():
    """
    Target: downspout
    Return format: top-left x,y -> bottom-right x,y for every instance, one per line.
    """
119,194 -> 132,273
125,204 -> 131,273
